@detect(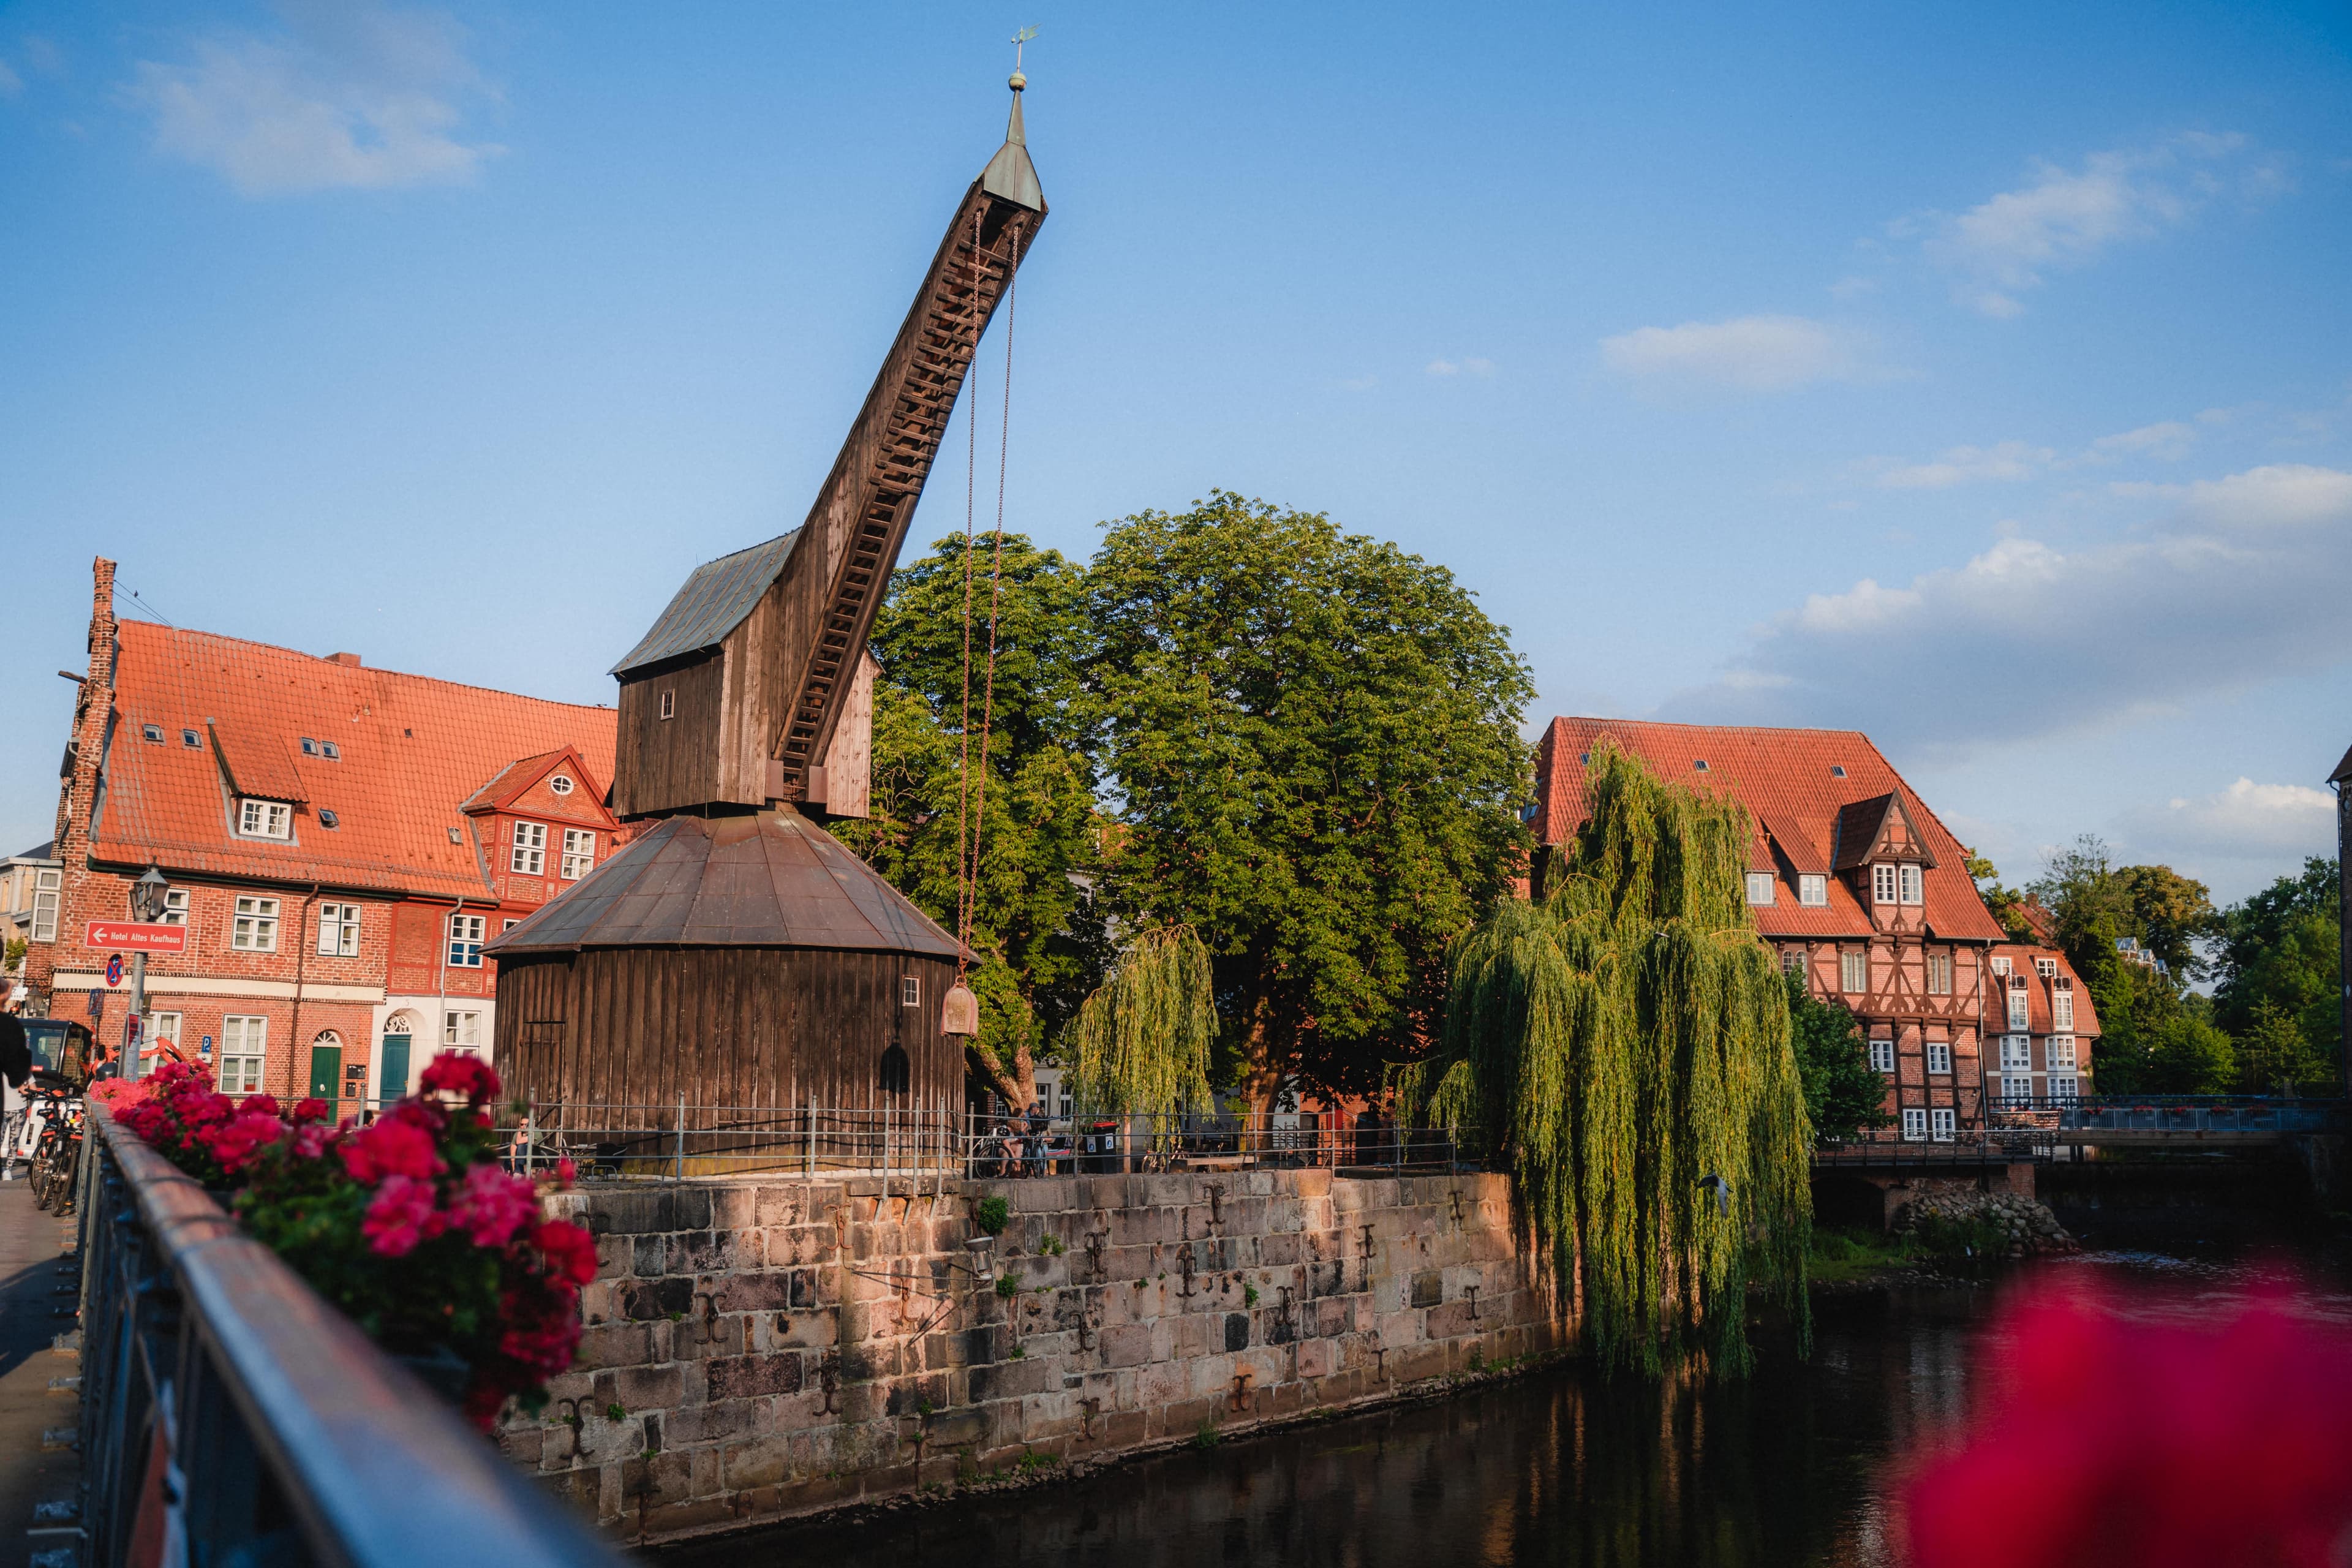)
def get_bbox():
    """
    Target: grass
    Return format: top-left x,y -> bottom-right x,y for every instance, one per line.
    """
1807,1220 -> 2008,1284
1191,1420 -> 1222,1450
